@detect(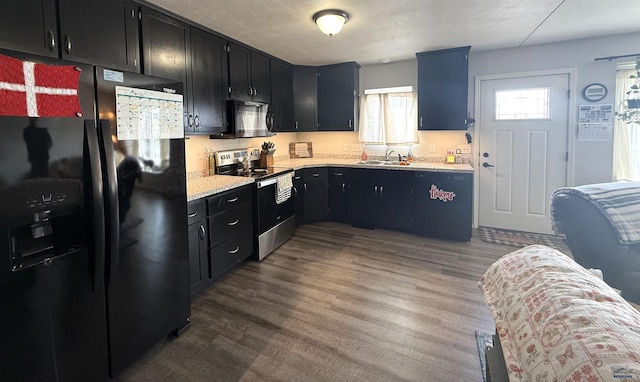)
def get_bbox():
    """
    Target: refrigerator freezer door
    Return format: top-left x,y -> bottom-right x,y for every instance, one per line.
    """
95,67 -> 191,377
0,51 -> 108,381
